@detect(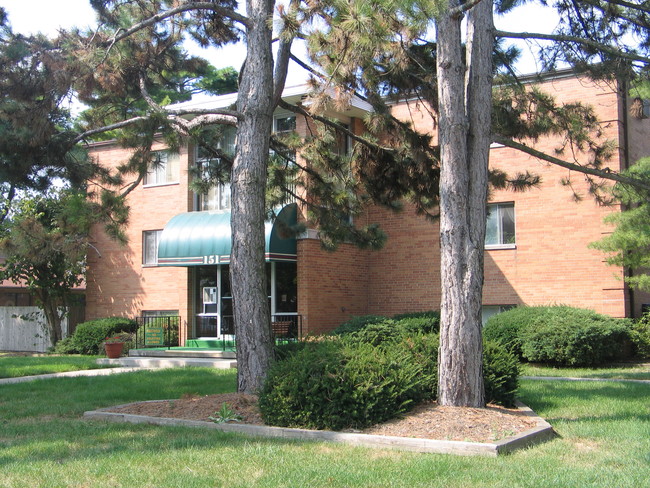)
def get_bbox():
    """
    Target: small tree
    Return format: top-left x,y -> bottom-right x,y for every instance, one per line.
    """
591,157 -> 650,291
0,191 -> 92,347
